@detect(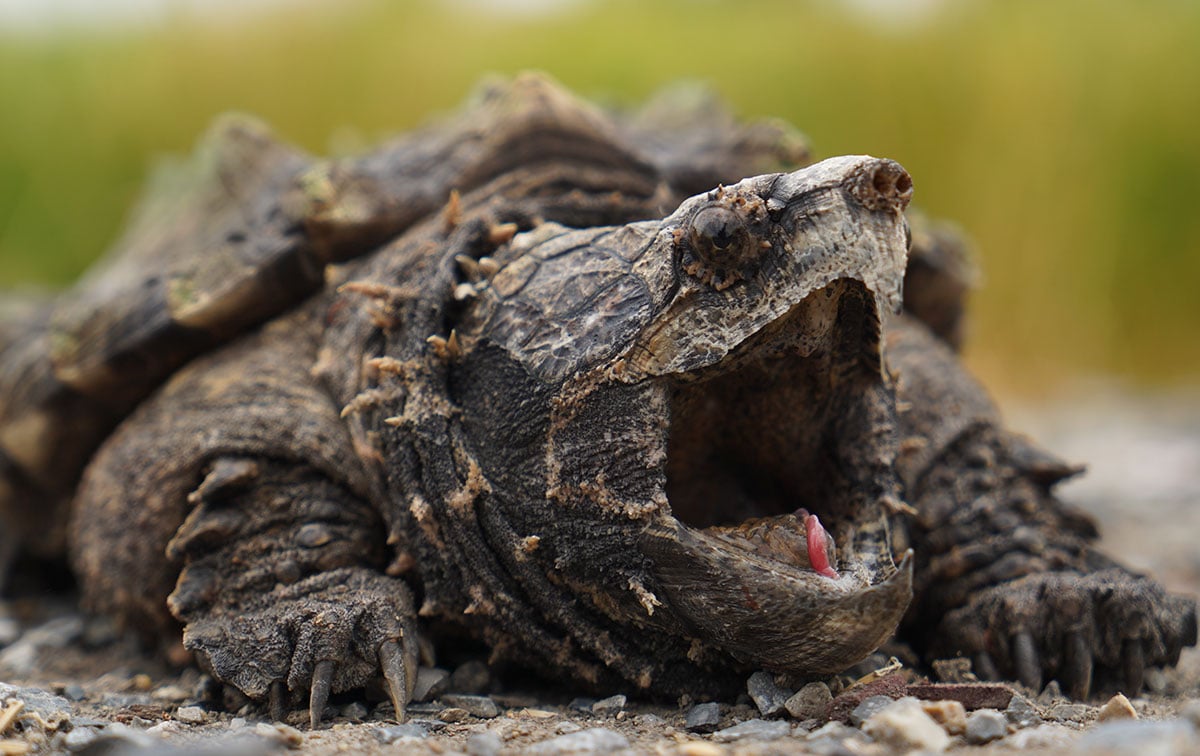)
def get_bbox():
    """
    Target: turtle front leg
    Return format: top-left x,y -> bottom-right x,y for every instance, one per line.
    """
167,457 -> 419,727
68,311 -> 421,727
887,314 -> 1197,698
